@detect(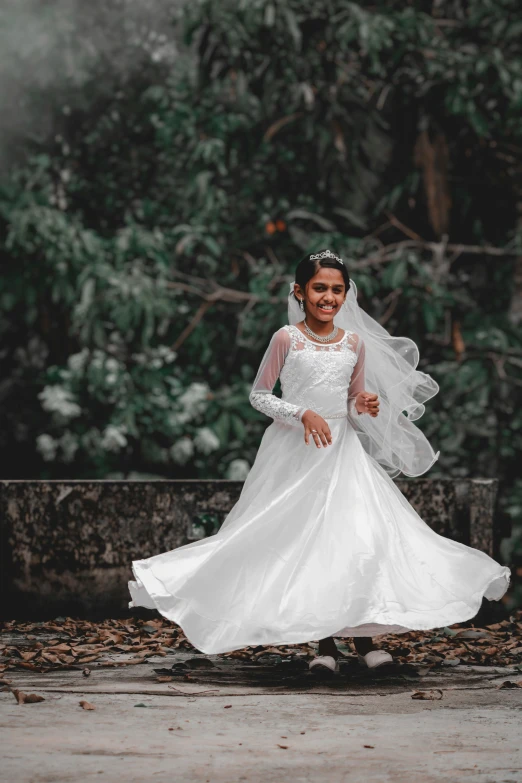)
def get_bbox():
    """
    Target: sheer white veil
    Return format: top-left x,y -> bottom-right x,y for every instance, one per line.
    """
287,279 -> 440,478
